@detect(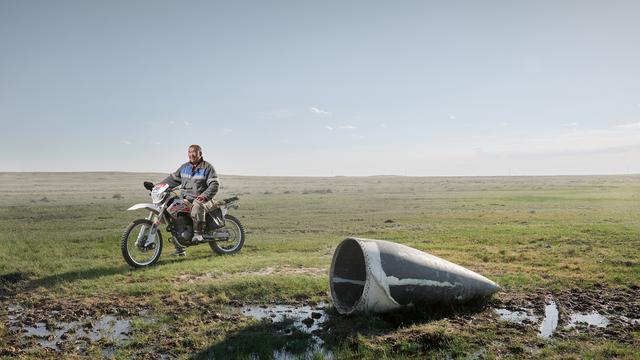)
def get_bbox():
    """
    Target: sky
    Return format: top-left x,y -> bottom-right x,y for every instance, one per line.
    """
1,0 -> 639,176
